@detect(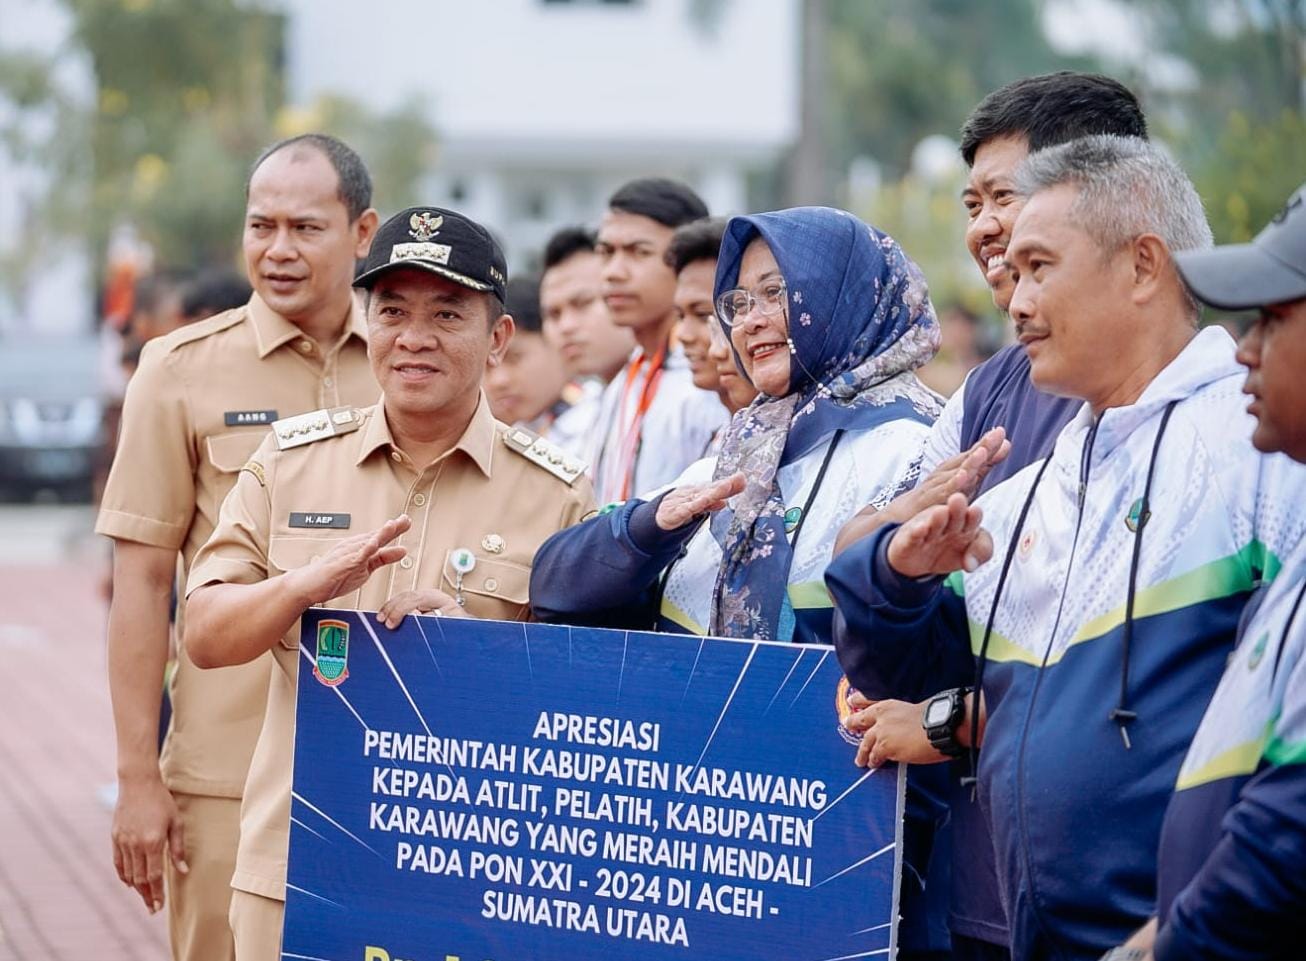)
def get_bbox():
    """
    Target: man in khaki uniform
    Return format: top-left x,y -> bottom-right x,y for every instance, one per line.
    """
96,133 -> 379,961
184,205 -> 595,960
